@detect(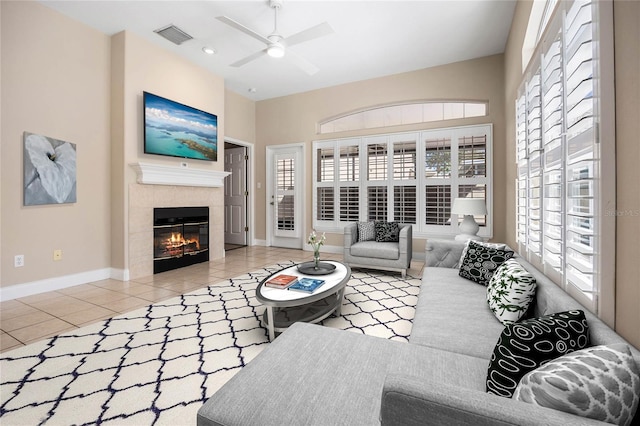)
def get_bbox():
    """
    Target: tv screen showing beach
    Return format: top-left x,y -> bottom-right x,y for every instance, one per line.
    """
144,92 -> 218,161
